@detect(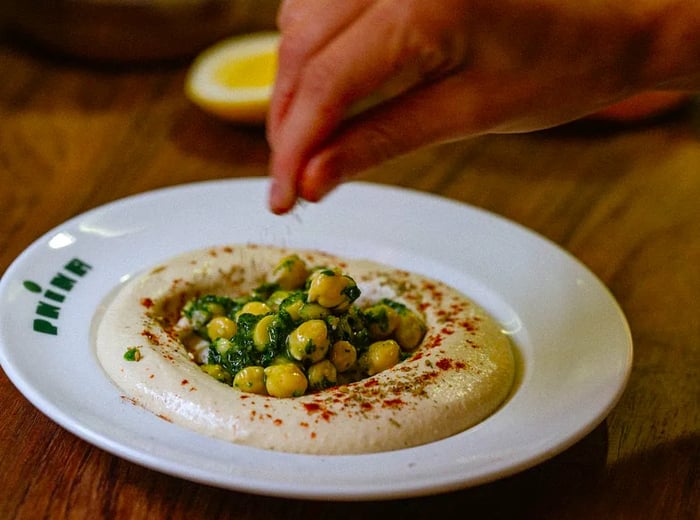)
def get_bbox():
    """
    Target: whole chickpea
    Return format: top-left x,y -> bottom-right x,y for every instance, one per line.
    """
272,255 -> 309,290
287,319 -> 330,363
264,364 -> 308,397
